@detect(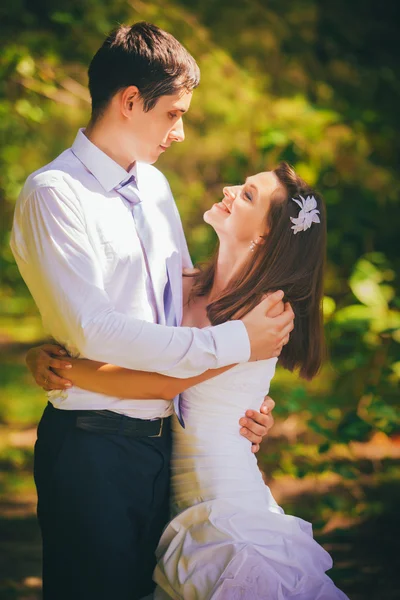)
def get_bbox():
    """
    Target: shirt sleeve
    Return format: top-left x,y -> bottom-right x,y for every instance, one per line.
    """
11,183 -> 251,377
